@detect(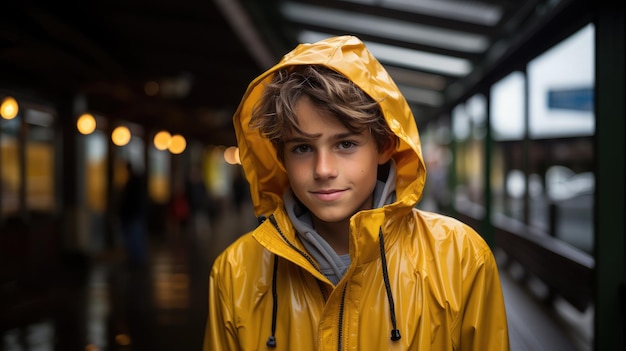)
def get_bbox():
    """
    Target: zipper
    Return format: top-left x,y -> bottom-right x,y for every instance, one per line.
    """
337,284 -> 348,351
